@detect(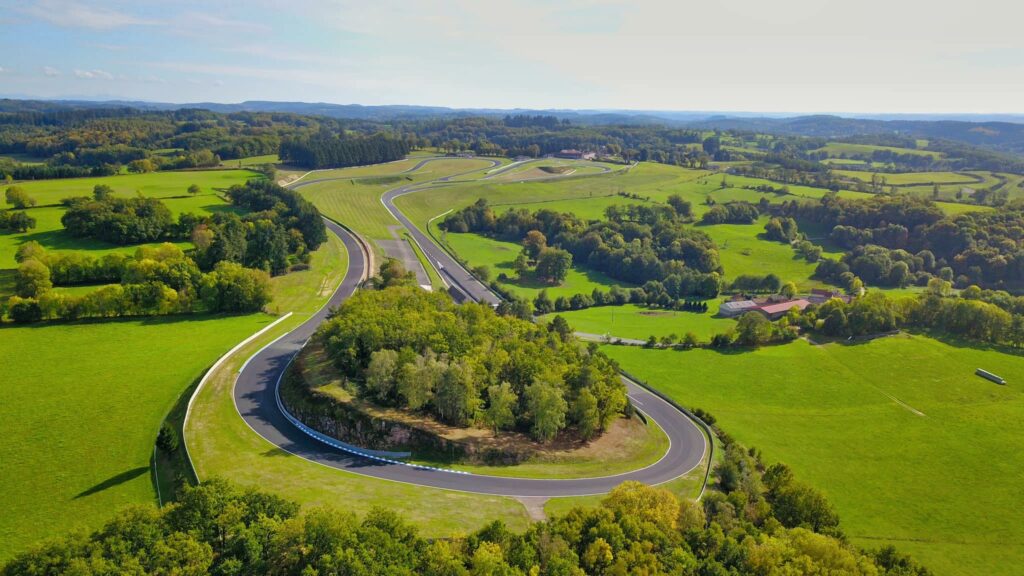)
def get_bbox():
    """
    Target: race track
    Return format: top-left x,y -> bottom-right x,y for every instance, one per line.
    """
231,158 -> 707,497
